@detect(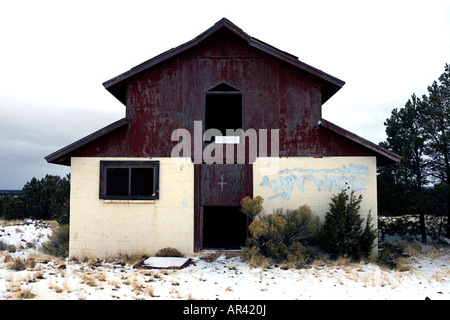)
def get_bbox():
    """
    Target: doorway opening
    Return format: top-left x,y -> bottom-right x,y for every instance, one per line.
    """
202,206 -> 248,250
204,83 -> 242,143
